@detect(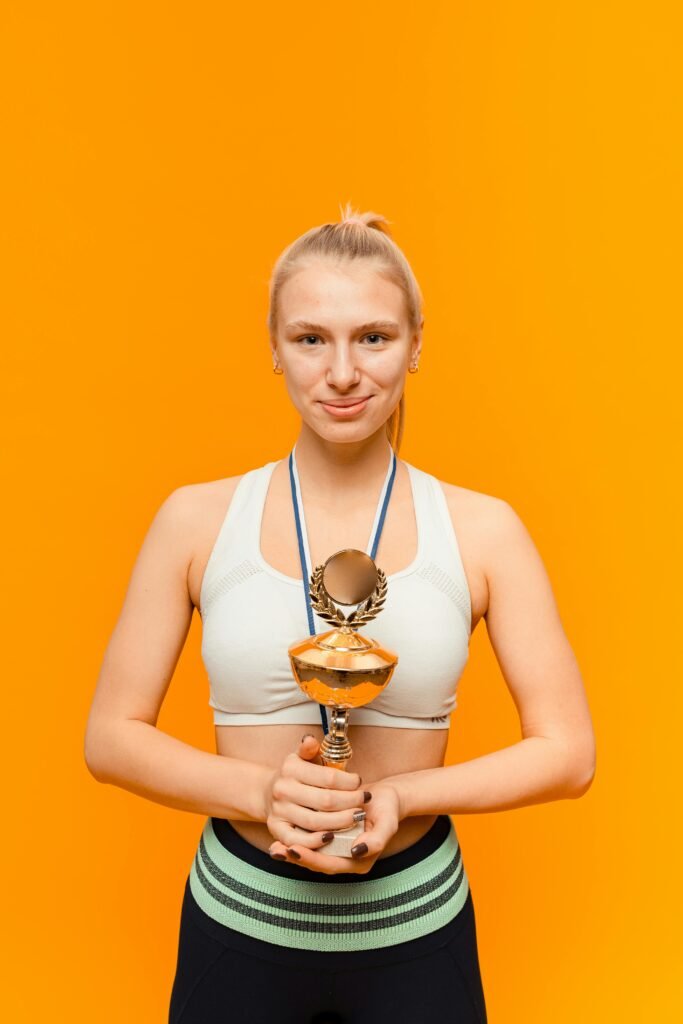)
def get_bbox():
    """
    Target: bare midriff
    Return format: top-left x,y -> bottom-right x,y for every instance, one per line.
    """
215,722 -> 450,858
190,459 -> 486,862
